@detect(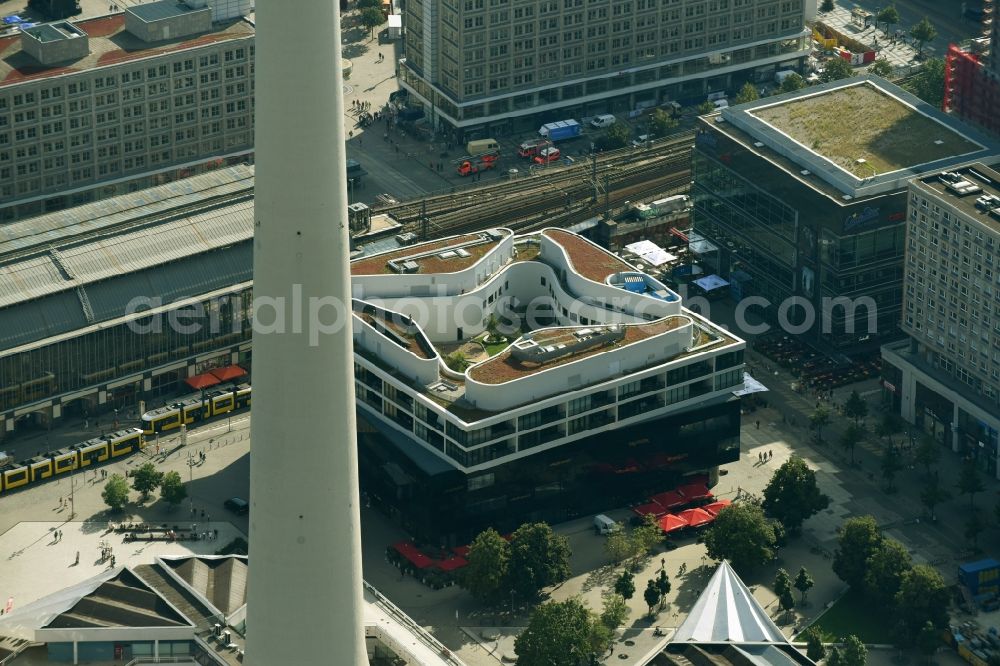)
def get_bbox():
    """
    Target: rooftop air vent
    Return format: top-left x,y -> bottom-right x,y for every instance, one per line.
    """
800,170 -> 811,176
842,195 -> 853,201
456,248 -> 471,258
753,142 -> 764,148
438,250 -> 457,259
484,229 -> 505,241
945,179 -> 983,196
975,194 -> 1000,211
401,260 -> 419,273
